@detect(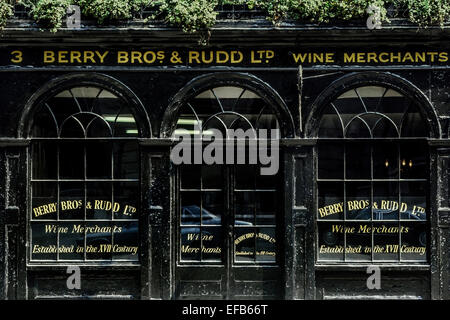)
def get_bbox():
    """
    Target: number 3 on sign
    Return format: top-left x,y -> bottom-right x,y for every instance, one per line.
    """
11,50 -> 23,63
